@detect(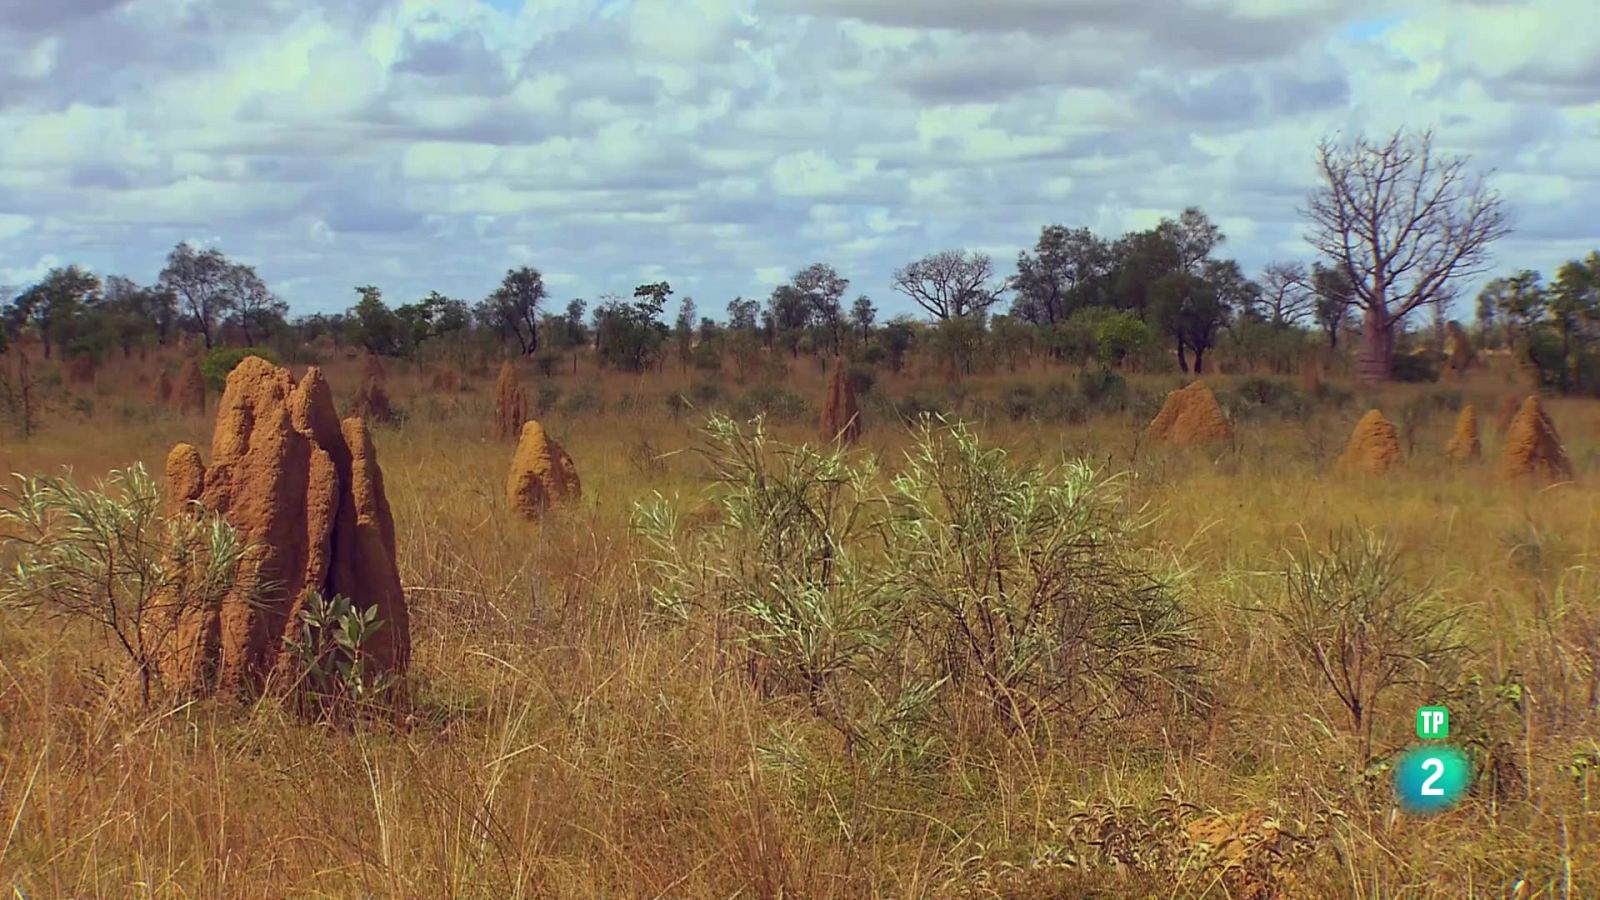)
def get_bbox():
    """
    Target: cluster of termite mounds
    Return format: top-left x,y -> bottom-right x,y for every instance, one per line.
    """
148,357 -> 410,701
1143,379 -> 1573,483
1334,396 -> 1572,481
